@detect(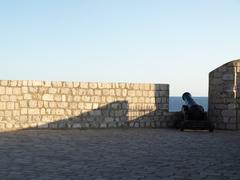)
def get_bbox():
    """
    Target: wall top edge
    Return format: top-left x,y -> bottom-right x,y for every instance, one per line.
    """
209,59 -> 240,75
0,79 -> 169,86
